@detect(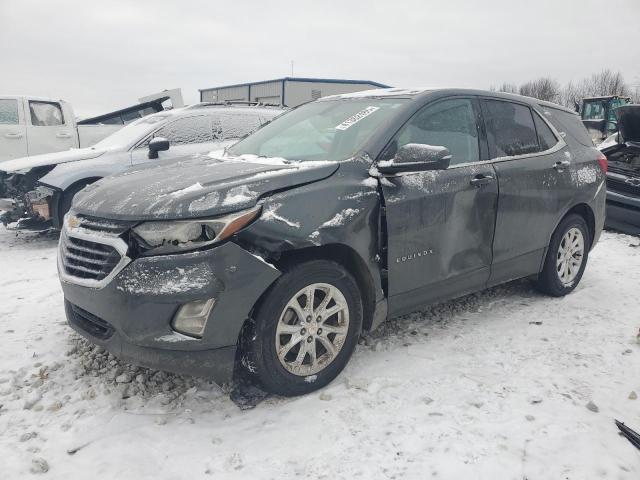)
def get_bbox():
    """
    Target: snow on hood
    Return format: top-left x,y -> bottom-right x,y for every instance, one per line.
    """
0,147 -> 105,173
616,105 -> 640,144
71,154 -> 339,221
